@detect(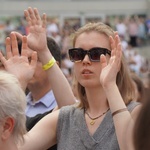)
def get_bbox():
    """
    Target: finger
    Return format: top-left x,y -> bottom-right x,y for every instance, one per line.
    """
30,51 -> 37,68
34,8 -> 41,25
10,33 -> 19,56
118,43 -> 122,56
109,36 -> 116,56
115,33 -> 122,55
0,51 -> 7,66
117,44 -> 122,72
100,54 -> 107,69
28,7 -> 36,25
21,36 -> 28,57
110,41 -> 122,72
12,31 -> 23,56
24,10 -> 32,27
115,35 -> 122,59
116,35 -> 121,47
5,37 -> 13,59
116,43 -> 122,65
42,13 -> 47,28
34,8 -> 41,20
114,32 -> 119,48
13,31 -> 23,41
110,36 -> 115,50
